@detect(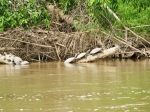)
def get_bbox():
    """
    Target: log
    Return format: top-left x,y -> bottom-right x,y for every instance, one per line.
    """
0,47 -> 15,51
77,46 -> 119,63
0,54 -> 10,64
0,58 -> 10,64
0,36 -> 53,48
